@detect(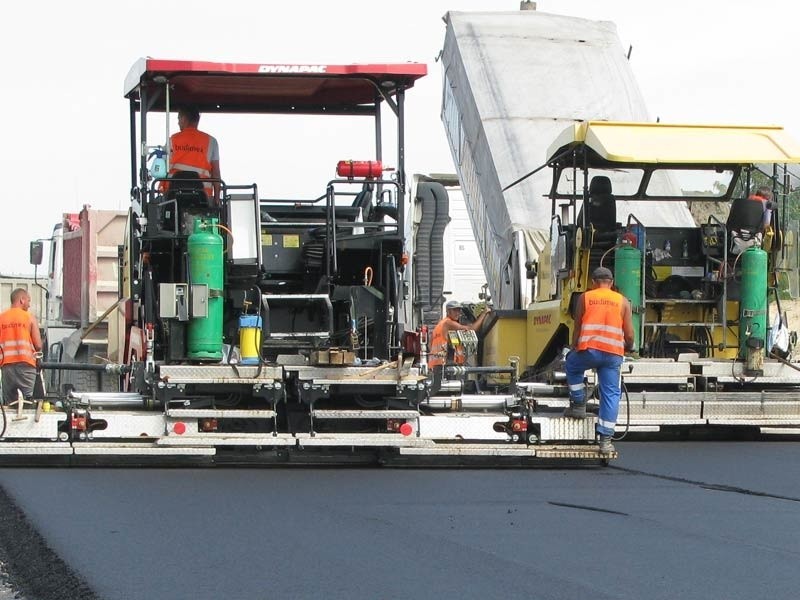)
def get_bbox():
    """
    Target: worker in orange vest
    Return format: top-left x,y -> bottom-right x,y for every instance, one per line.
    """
167,106 -> 221,206
0,288 -> 43,405
428,300 -> 491,394
563,267 -> 634,455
